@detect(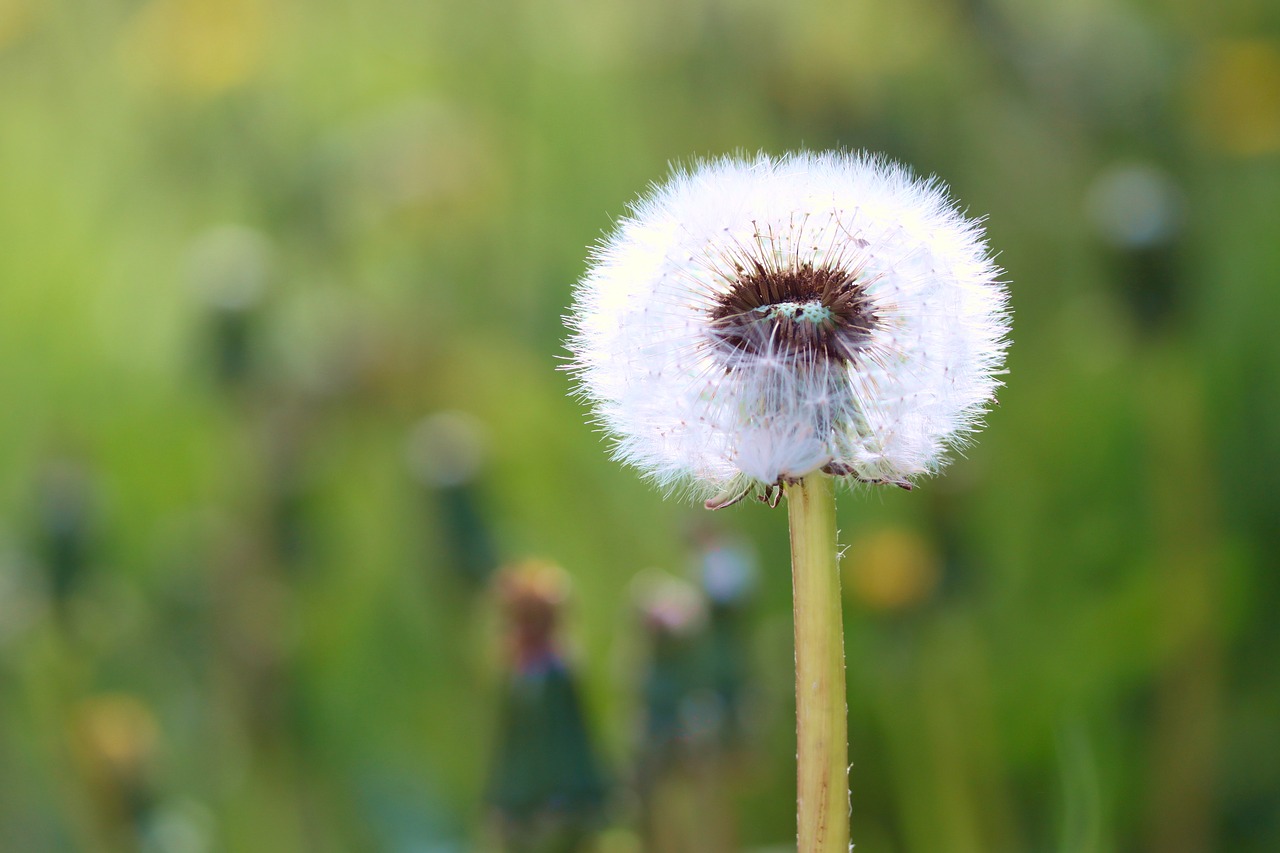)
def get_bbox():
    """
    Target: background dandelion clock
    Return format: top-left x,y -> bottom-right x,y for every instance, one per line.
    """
566,150 -> 1010,852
